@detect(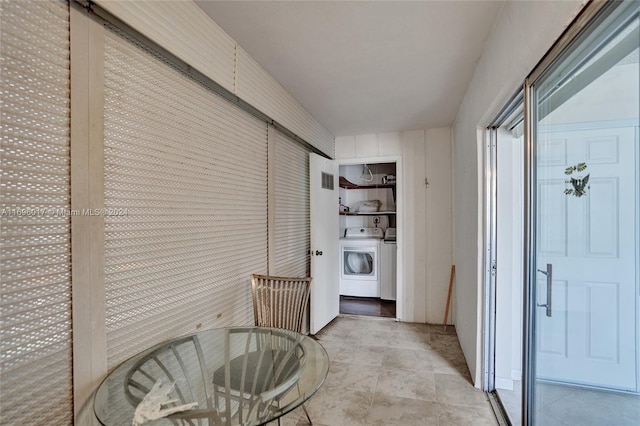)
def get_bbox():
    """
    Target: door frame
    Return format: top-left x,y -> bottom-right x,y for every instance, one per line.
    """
482,128 -> 498,393
337,156 -> 403,320
483,2 -> 640,424
482,89 -> 526,395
